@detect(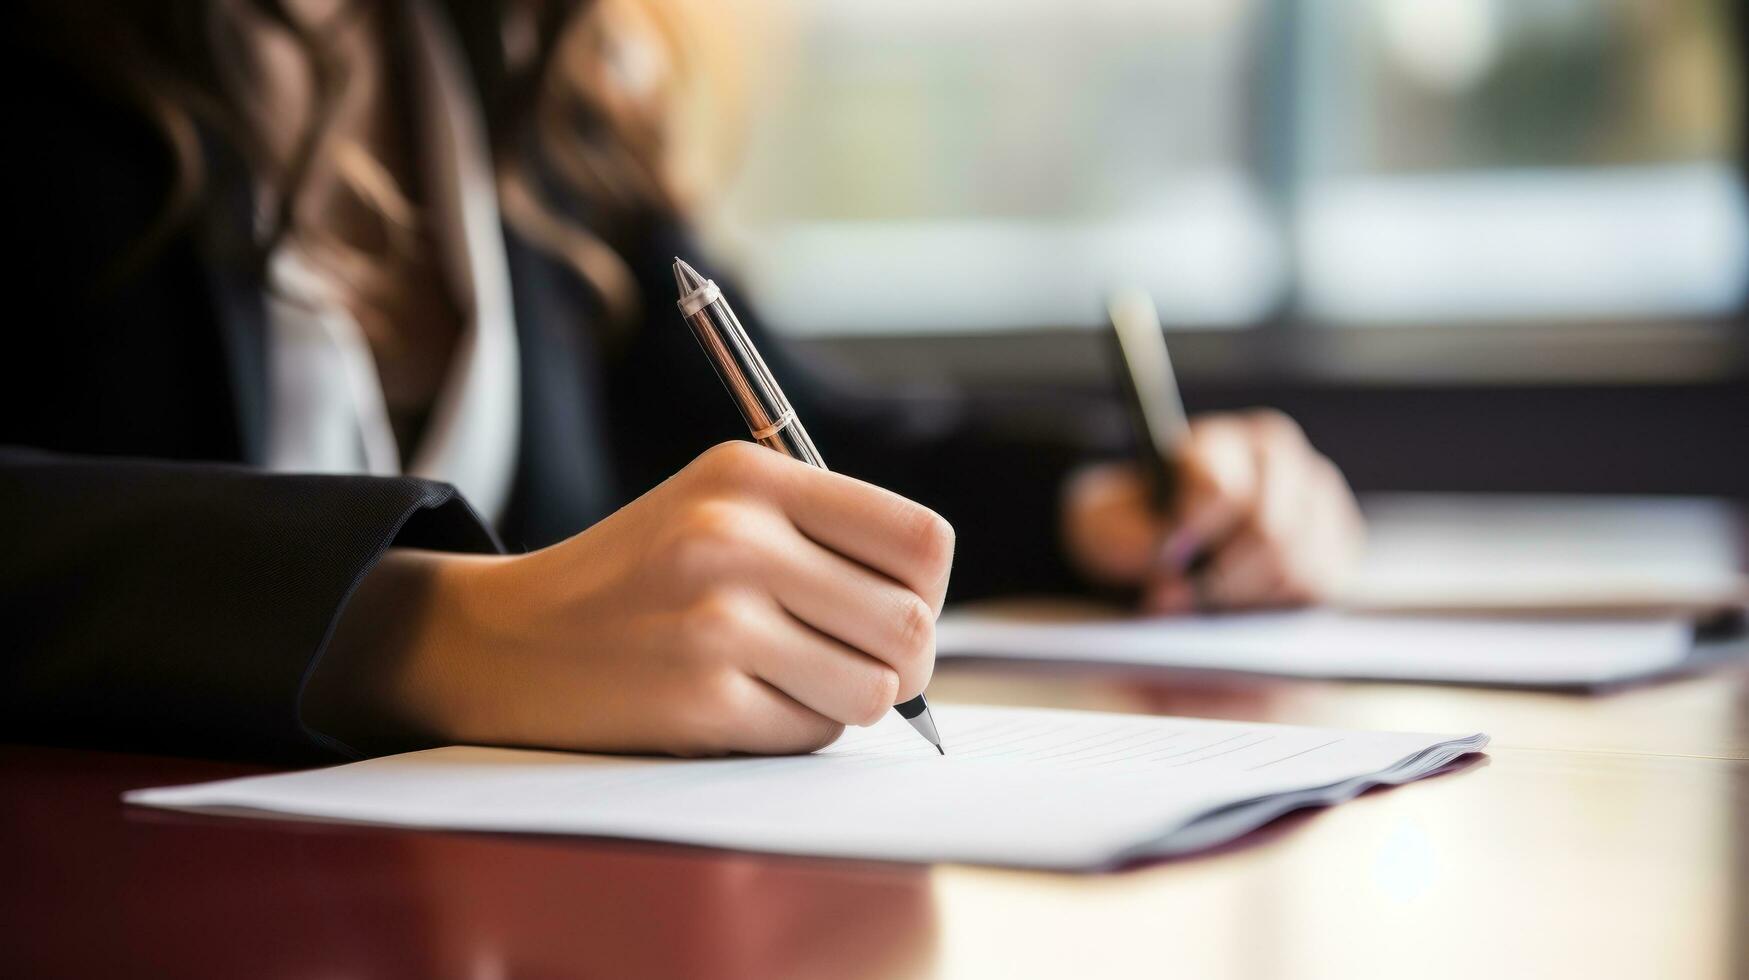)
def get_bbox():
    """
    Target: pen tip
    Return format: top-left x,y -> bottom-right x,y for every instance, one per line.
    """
672,256 -> 706,296
936,744 -> 945,756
